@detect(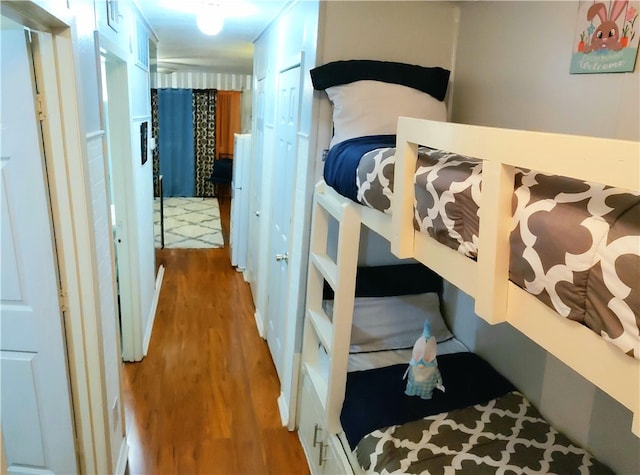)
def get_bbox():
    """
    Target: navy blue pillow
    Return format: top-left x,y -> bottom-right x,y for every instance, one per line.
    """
310,59 -> 450,101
